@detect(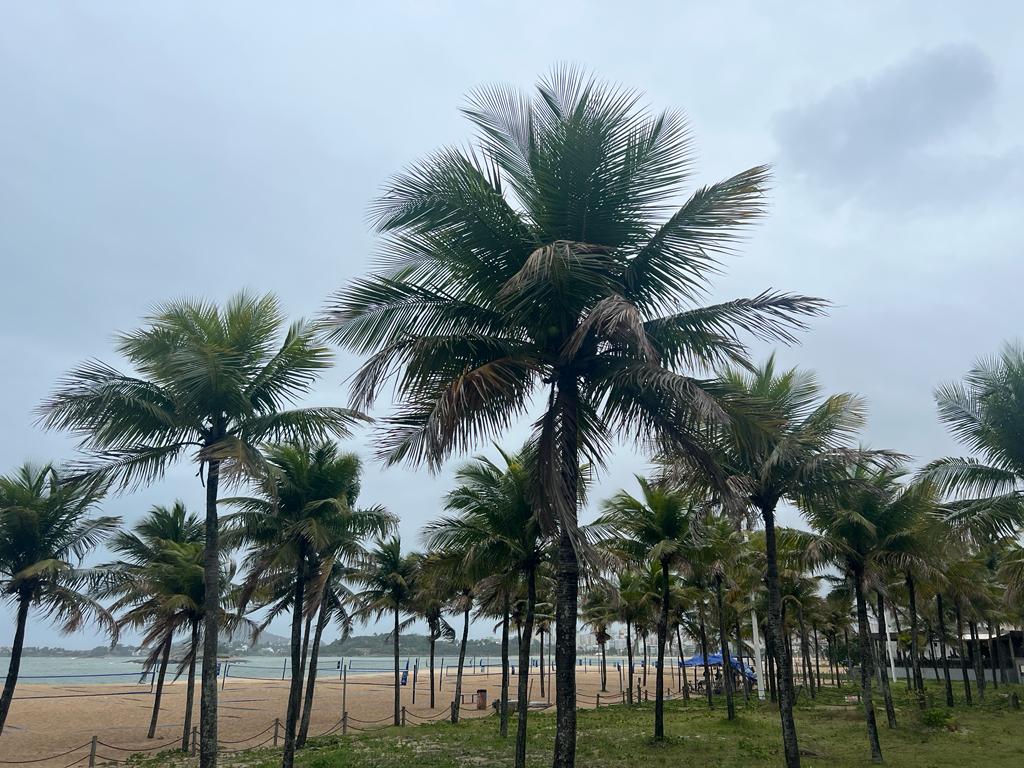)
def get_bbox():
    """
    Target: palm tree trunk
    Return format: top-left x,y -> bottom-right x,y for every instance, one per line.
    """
551,375 -> 580,768
539,627 -> 545,698
600,640 -> 607,692
853,569 -> 883,763
935,594 -> 954,707
874,593 -> 896,728
499,596 -> 510,738
736,618 -> 750,702
891,608 -> 911,692
906,573 -> 925,708
429,631 -> 436,709
969,621 -> 985,702
676,625 -> 689,701
654,557 -> 670,740
514,567 -> 537,768
697,599 -> 712,709
298,597 -> 329,748
0,591 -> 31,735
992,622 -> 1005,684
392,608 -> 401,726
762,505 -> 800,768
625,619 -> 634,705
147,632 -> 173,738
641,631 -> 648,687
452,602 -> 470,724
797,606 -> 814,699
200,457 -> 221,768
715,575 -> 736,720
181,620 -> 200,752
988,621 -> 1000,688
812,623 -> 822,691
953,599 -> 972,705
282,560 -> 307,768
